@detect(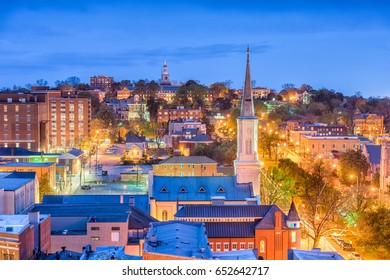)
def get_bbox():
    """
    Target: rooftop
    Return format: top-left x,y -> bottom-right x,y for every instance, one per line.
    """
160,156 -> 217,165
289,249 -> 344,260
213,249 -> 258,260
175,205 -> 273,218
0,214 -> 50,235
152,175 -> 253,201
125,134 -> 146,143
181,134 -> 213,142
0,178 -> 35,191
0,162 -> 55,167
365,144 -> 381,165
30,204 -> 131,223
144,221 -> 213,259
302,135 -> 358,140
42,194 -> 150,214
80,246 -> 141,260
